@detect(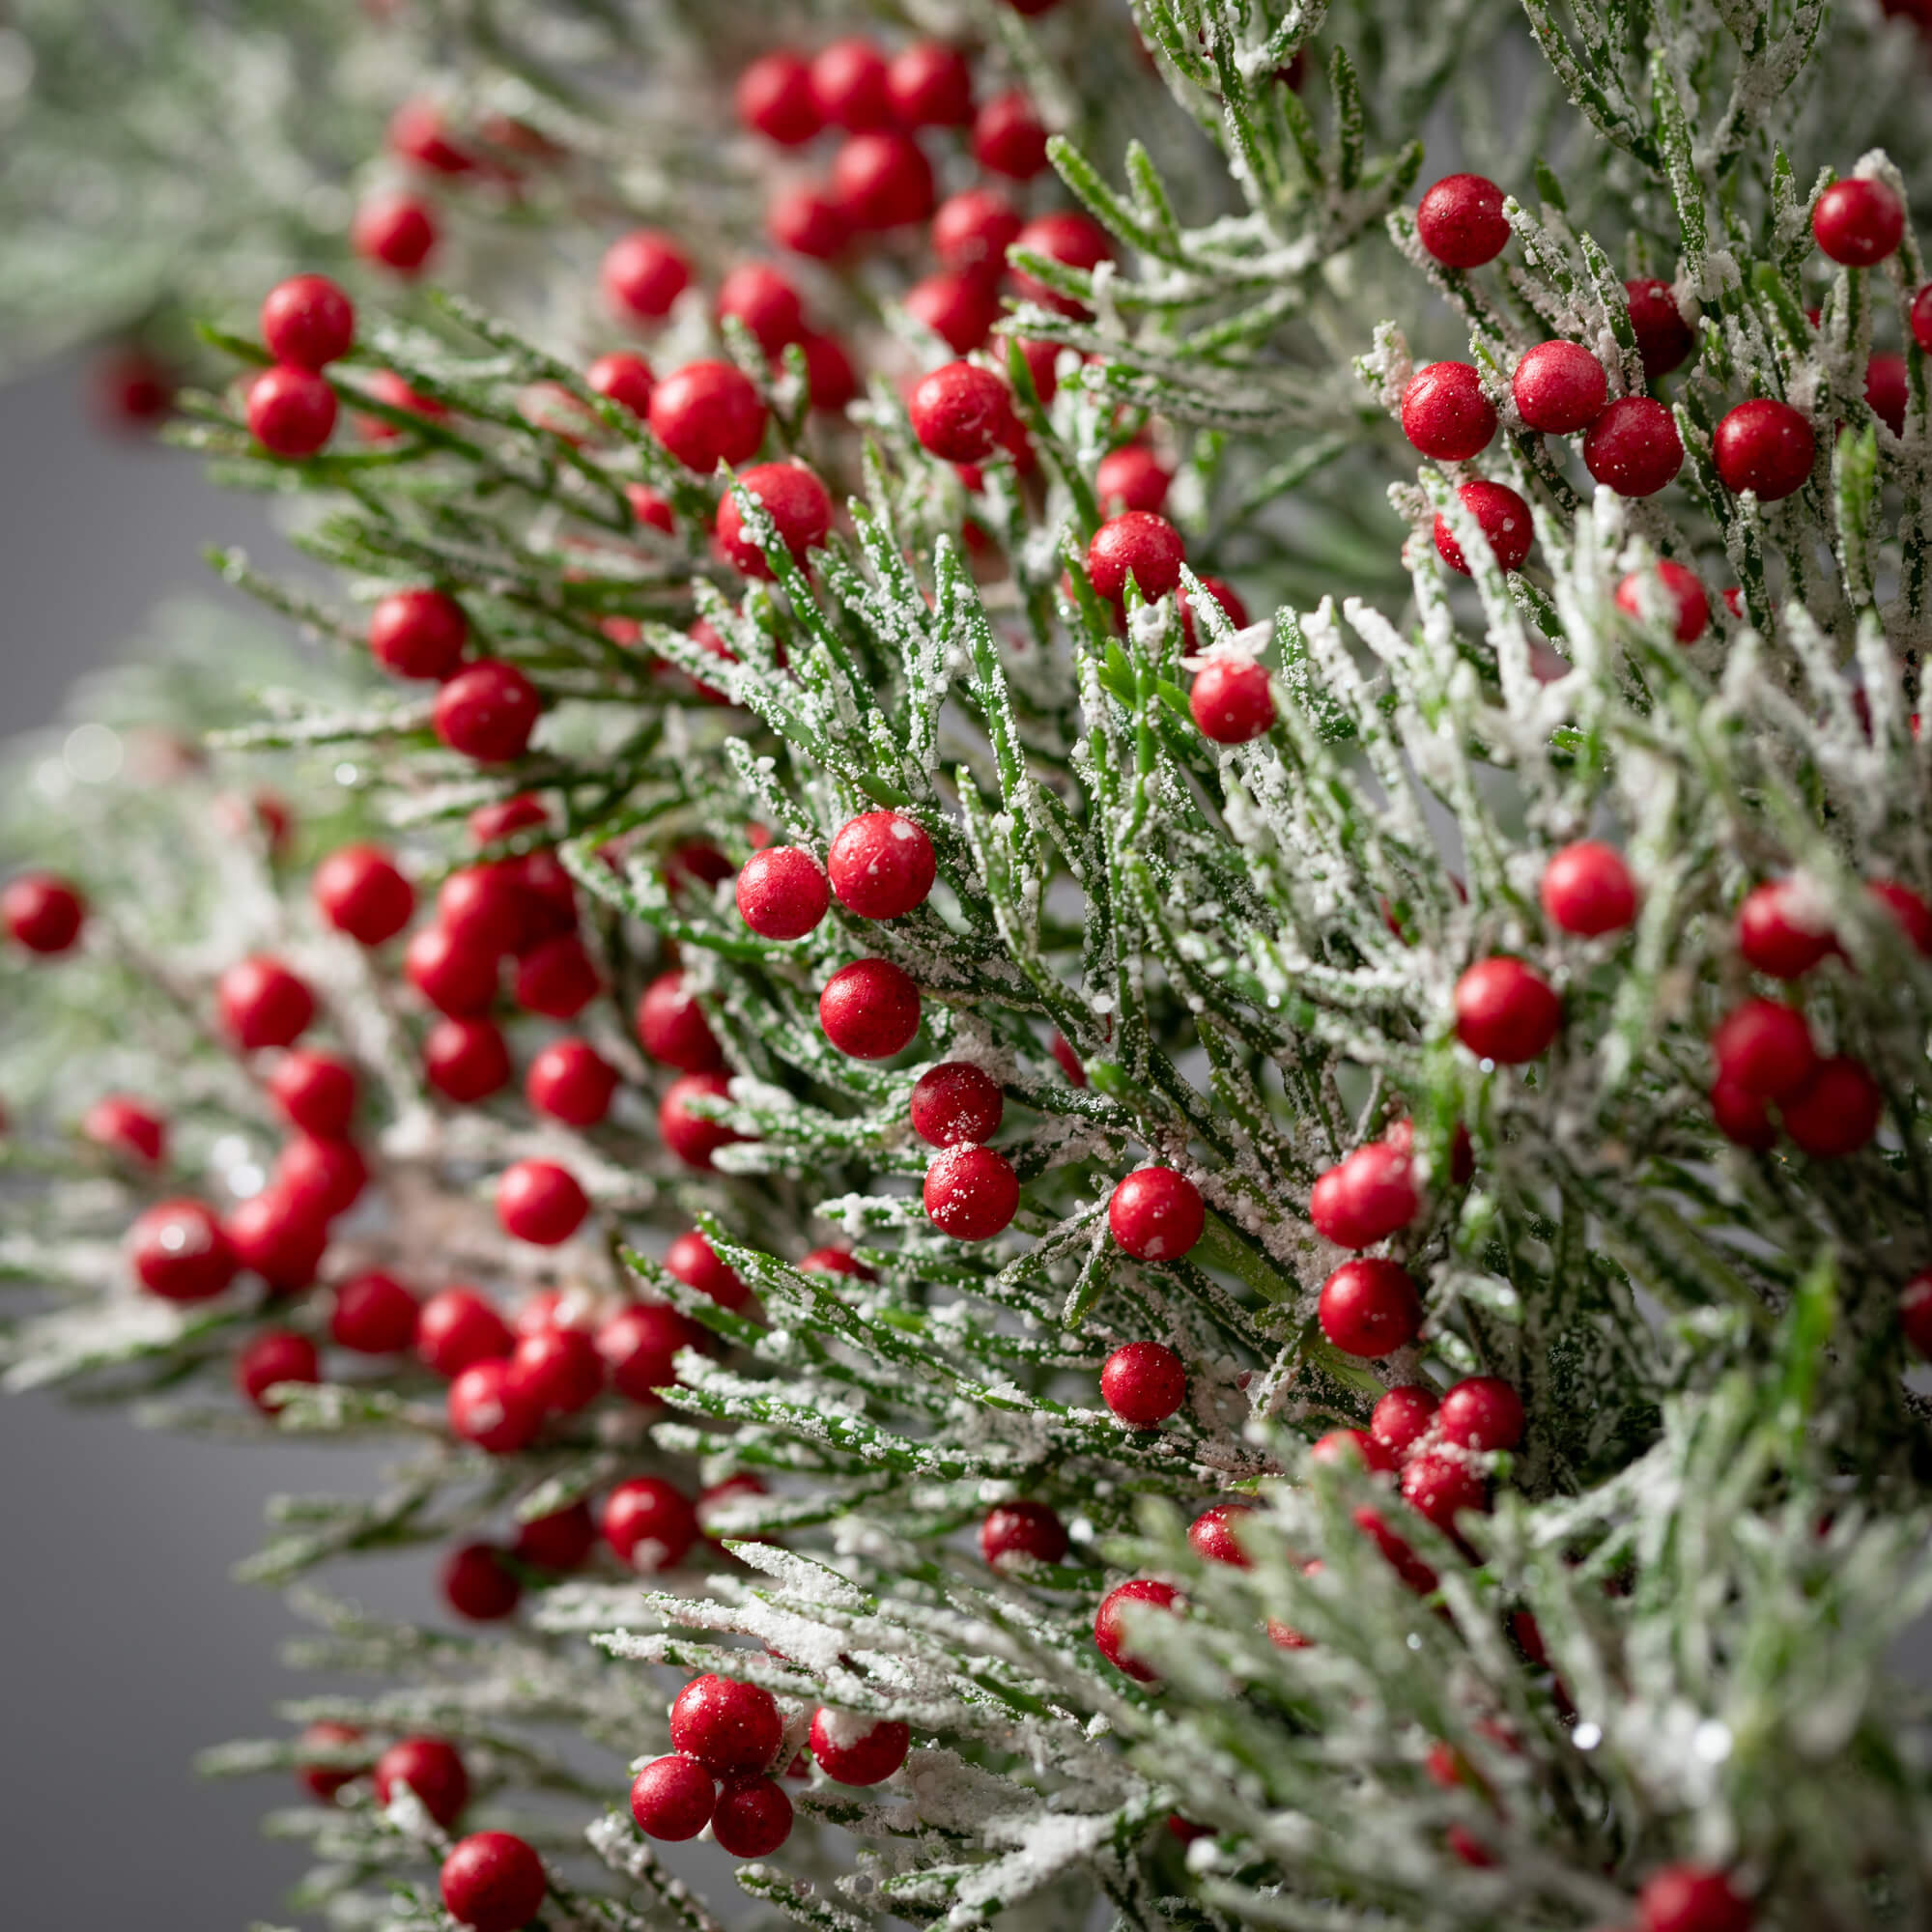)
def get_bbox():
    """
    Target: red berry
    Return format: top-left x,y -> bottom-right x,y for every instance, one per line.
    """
217,955 -> 314,1050
910,1062 -> 1004,1147
811,38 -> 892,131
649,361 -> 768,473
274,1132 -> 366,1220
440,1831 -> 547,1932
448,1358 -> 544,1453
910,362 -> 1013,463
352,191 -> 438,275
515,1323 -> 607,1416
1383,1115 -> 1474,1186
1616,560 -> 1709,643
1625,278 -> 1694,380
1737,877 -> 1835,979
832,131 -> 935,230
1781,1055 -> 1883,1159
923,1144 -> 1020,1240
888,43 -> 974,128
587,351 -> 654,418
82,1094 -> 166,1164
1094,1577 -> 1181,1680
712,1776 -> 793,1857
1010,212 -> 1112,313
437,864 -> 530,956
1871,878 -> 1932,954
1100,1340 -> 1187,1426
598,1301 -> 705,1403
801,332 -> 858,412
225,1186 -> 327,1291
667,1229 -> 750,1311
810,1708 -> 912,1785
672,1673 -> 783,1774
513,934 -> 600,1019
1437,1376 -> 1524,1451
1713,399 -> 1815,501
1187,1503 -> 1256,1568
374,1736 -> 469,1826
718,461 -> 833,579
297,1720 -> 365,1803
1636,1865 -> 1753,1932
512,1501 -> 595,1573
526,1037 -> 619,1125
1858,351 -> 1911,446
1095,445 -> 1172,517
603,1475 -> 699,1572
331,1271 -> 419,1353
1108,1165 -> 1206,1262
717,263 -> 807,359
1433,479 -> 1532,575
4,871 -> 85,952
497,1159 -> 588,1245
637,971 -> 724,1073
1711,997 -> 1817,1101
932,188 -> 1023,275
1711,1076 -> 1776,1150
1370,1383 -> 1439,1463
1901,1272 -> 1932,1358
267,1051 -> 356,1138
627,484 -> 676,533
1309,1142 -> 1420,1249
1087,511 -> 1184,606
819,957 -> 922,1059
435,661 -> 541,763
95,349 -> 173,426
631,1755 -> 716,1840
736,847 -> 830,940
236,1328 -> 320,1414
416,1291 -> 513,1378
1400,1451 -> 1489,1532
1541,840 -> 1638,935
1189,660 -> 1273,744
828,811 -> 936,921
768,184 -> 850,260
1318,1258 -> 1424,1357
1582,395 -> 1683,497
1311,1427 -> 1398,1473
424,1016 -> 511,1101
312,843 -> 413,946
1812,178 -> 1905,267
246,363 -> 336,457
603,230 -> 692,323
389,99 -> 473,173
1511,339 -> 1607,435
1415,174 -> 1509,268
1400,362 -> 1496,461
660,1069 -> 742,1169
737,53 -> 822,146
974,90 -> 1048,179
980,1500 -> 1068,1571
261,274 -> 354,370
1454,956 -> 1560,1062
368,587 -> 468,681
407,924 -> 498,1016
904,271 -> 1002,355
